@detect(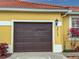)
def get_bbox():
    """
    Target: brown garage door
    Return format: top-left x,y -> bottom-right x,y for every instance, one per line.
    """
14,22 -> 52,52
